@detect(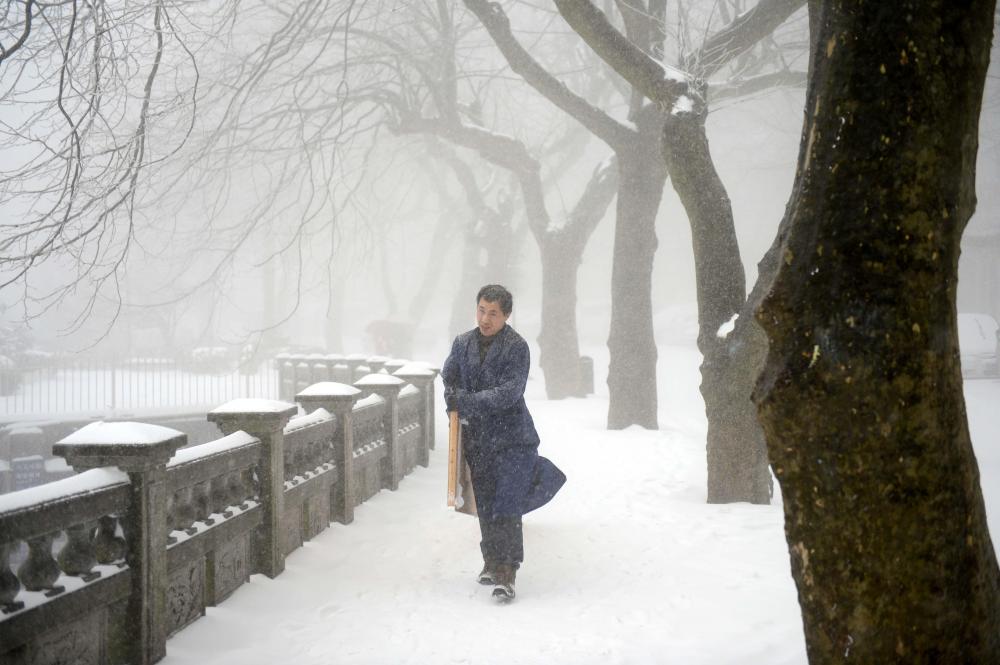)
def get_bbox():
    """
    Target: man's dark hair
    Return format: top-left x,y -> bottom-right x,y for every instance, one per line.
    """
476,284 -> 513,315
